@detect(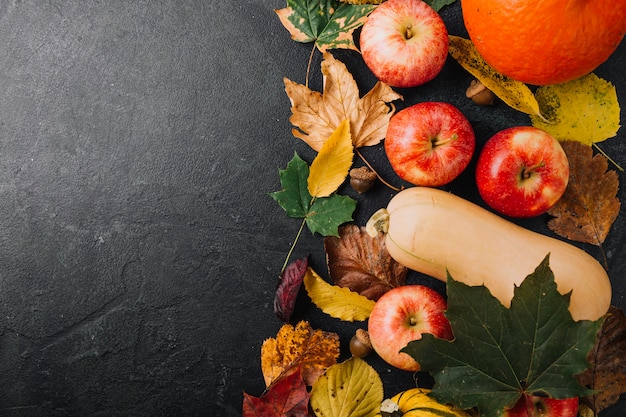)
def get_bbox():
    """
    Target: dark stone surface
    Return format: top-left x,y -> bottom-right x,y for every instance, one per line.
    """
0,1 -> 623,416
